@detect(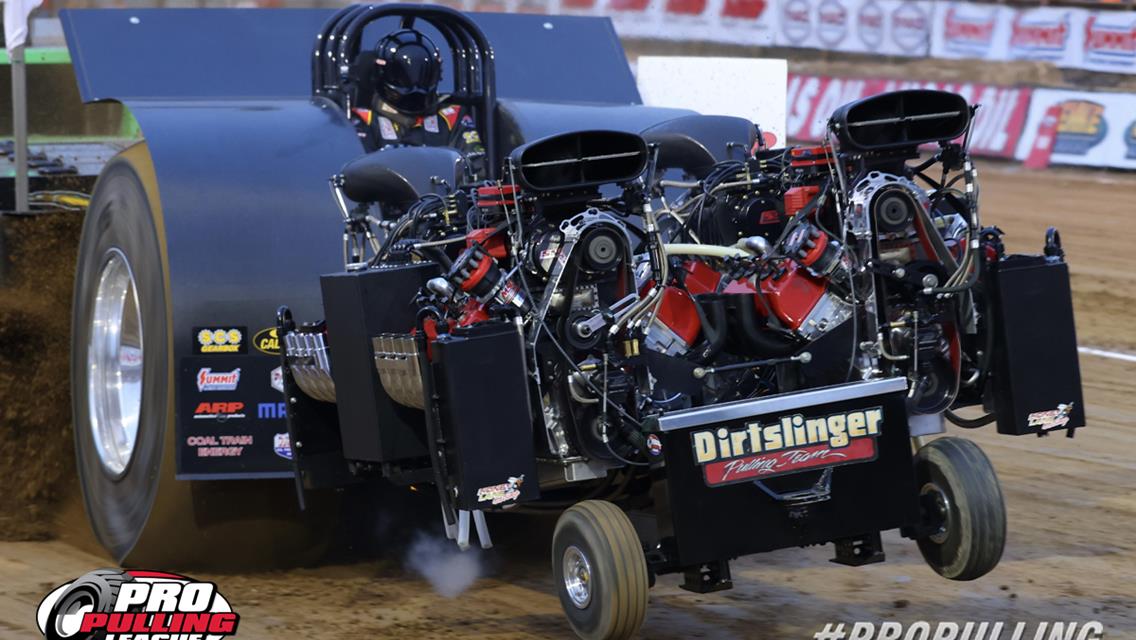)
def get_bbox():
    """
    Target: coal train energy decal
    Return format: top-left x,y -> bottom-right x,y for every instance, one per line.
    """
692,407 -> 883,486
